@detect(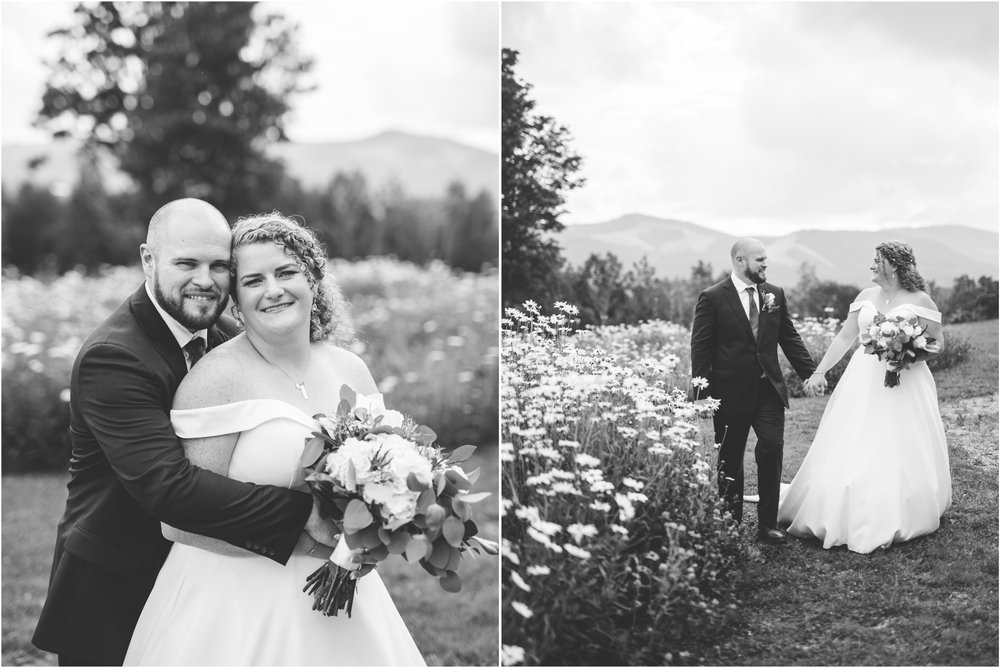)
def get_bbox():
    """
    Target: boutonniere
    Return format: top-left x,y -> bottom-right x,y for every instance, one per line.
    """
761,291 -> 777,313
